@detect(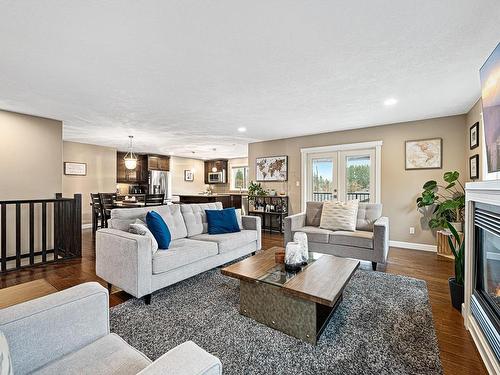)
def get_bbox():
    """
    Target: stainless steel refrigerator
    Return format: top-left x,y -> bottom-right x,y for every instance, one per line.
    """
149,170 -> 170,200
